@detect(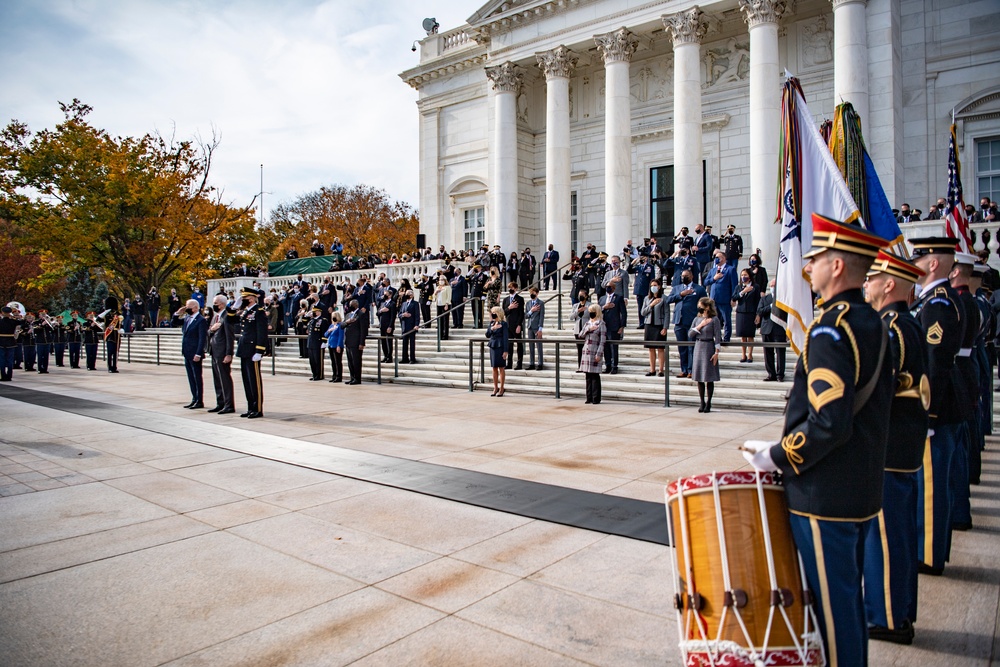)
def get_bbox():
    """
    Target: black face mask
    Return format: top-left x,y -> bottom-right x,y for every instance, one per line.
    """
212,304 -> 221,312
509,289 -> 516,295
589,311 -> 597,319
606,287 -> 614,294
491,314 -> 498,320
186,308 -> 195,315
681,277 -> 692,285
